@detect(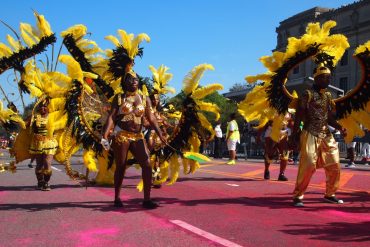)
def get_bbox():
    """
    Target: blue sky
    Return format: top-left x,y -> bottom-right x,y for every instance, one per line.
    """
0,0 -> 357,109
